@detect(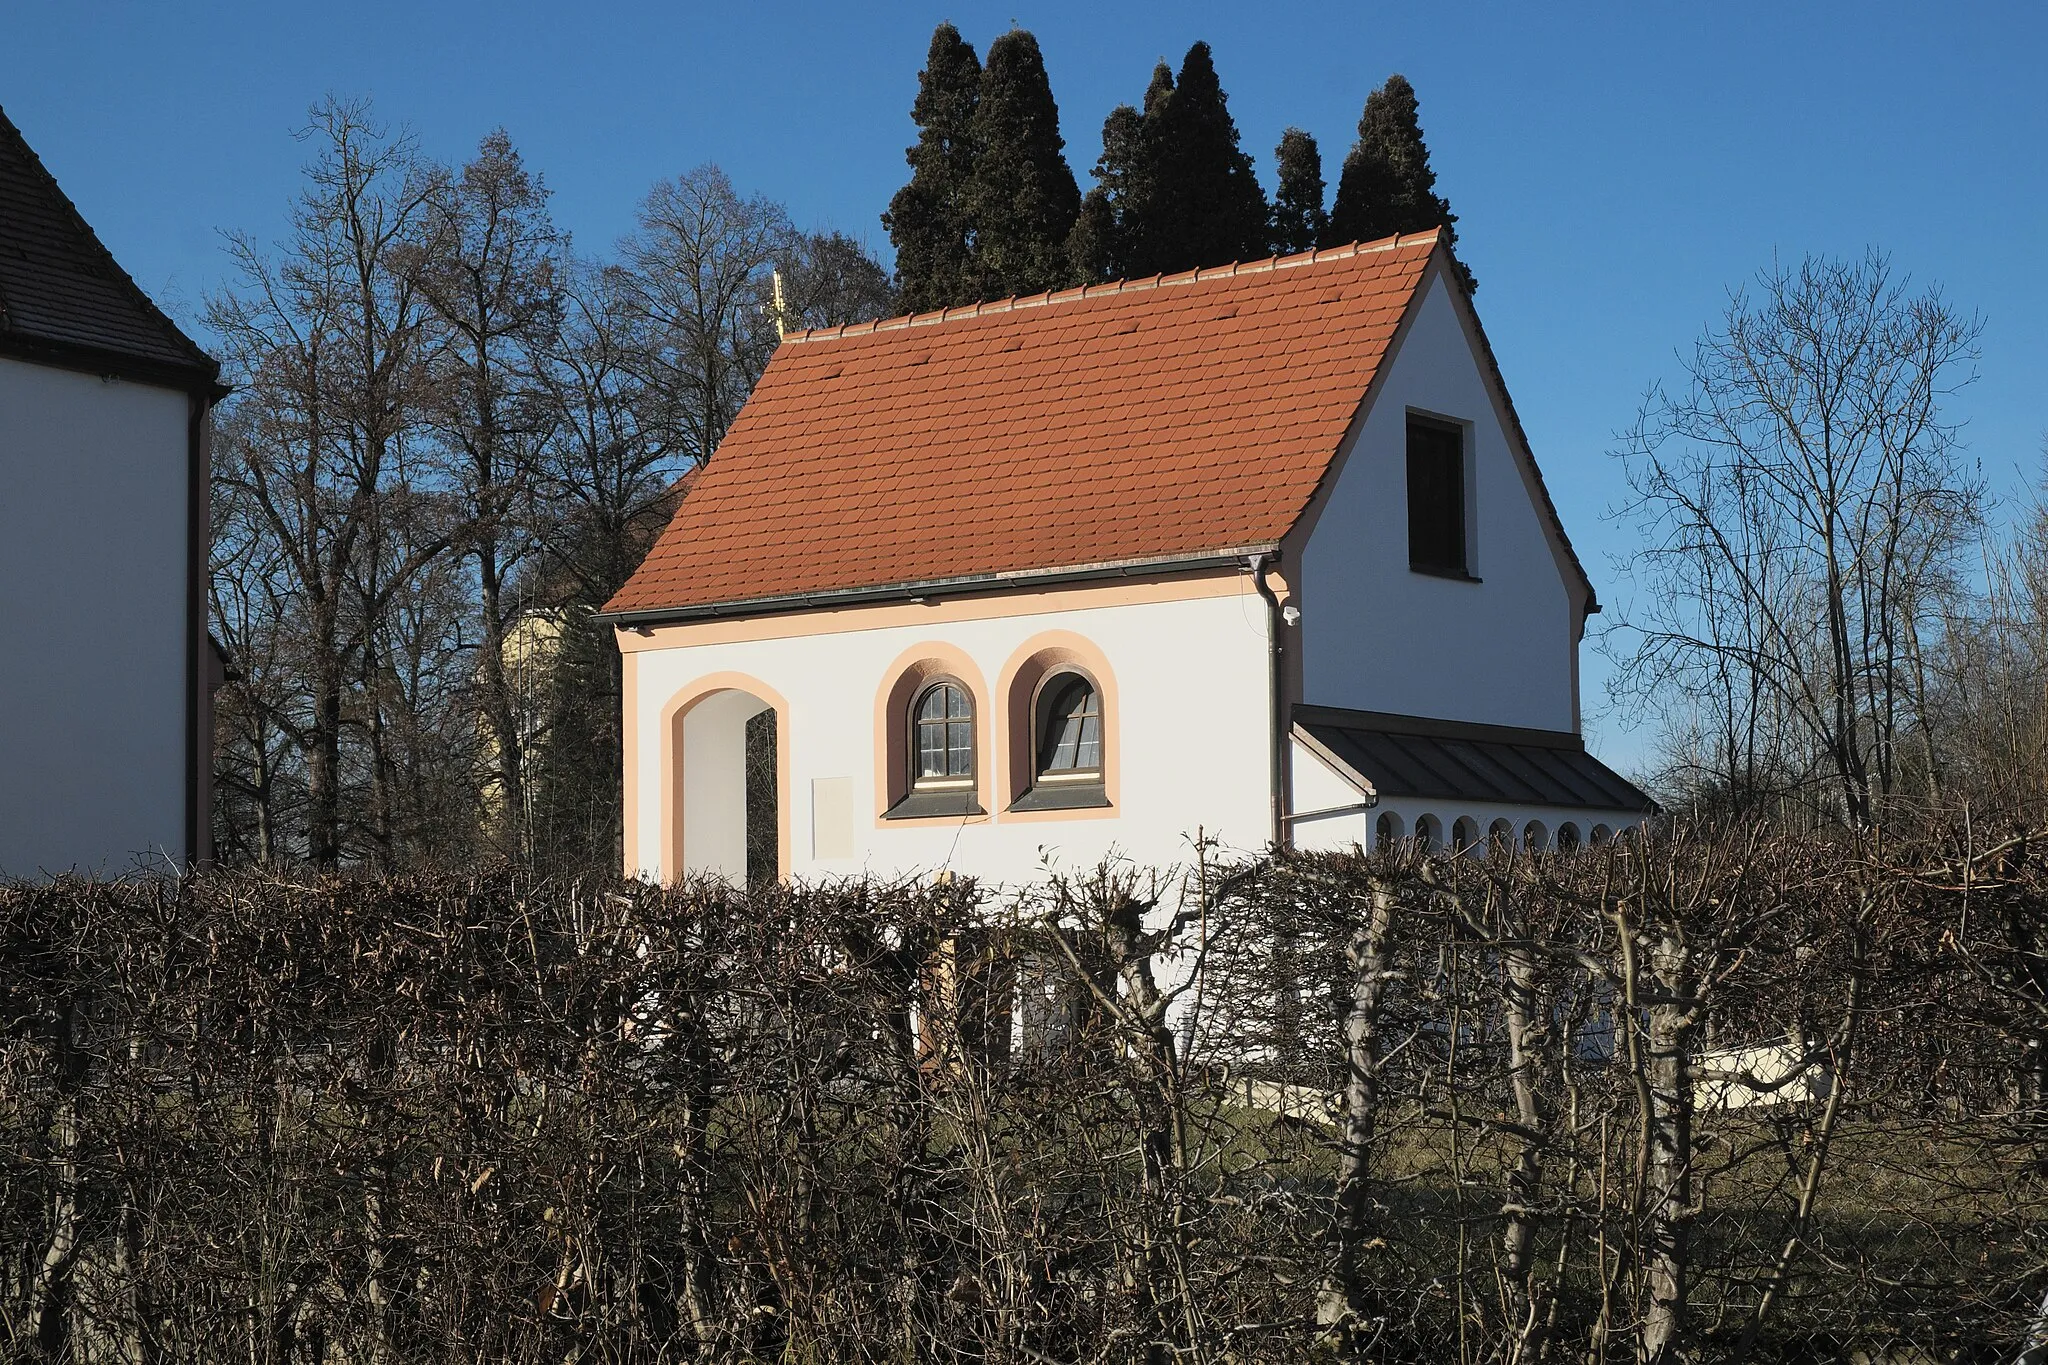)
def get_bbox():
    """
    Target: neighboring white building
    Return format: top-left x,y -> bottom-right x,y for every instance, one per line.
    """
602,229 -> 1648,887
0,107 -> 224,878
